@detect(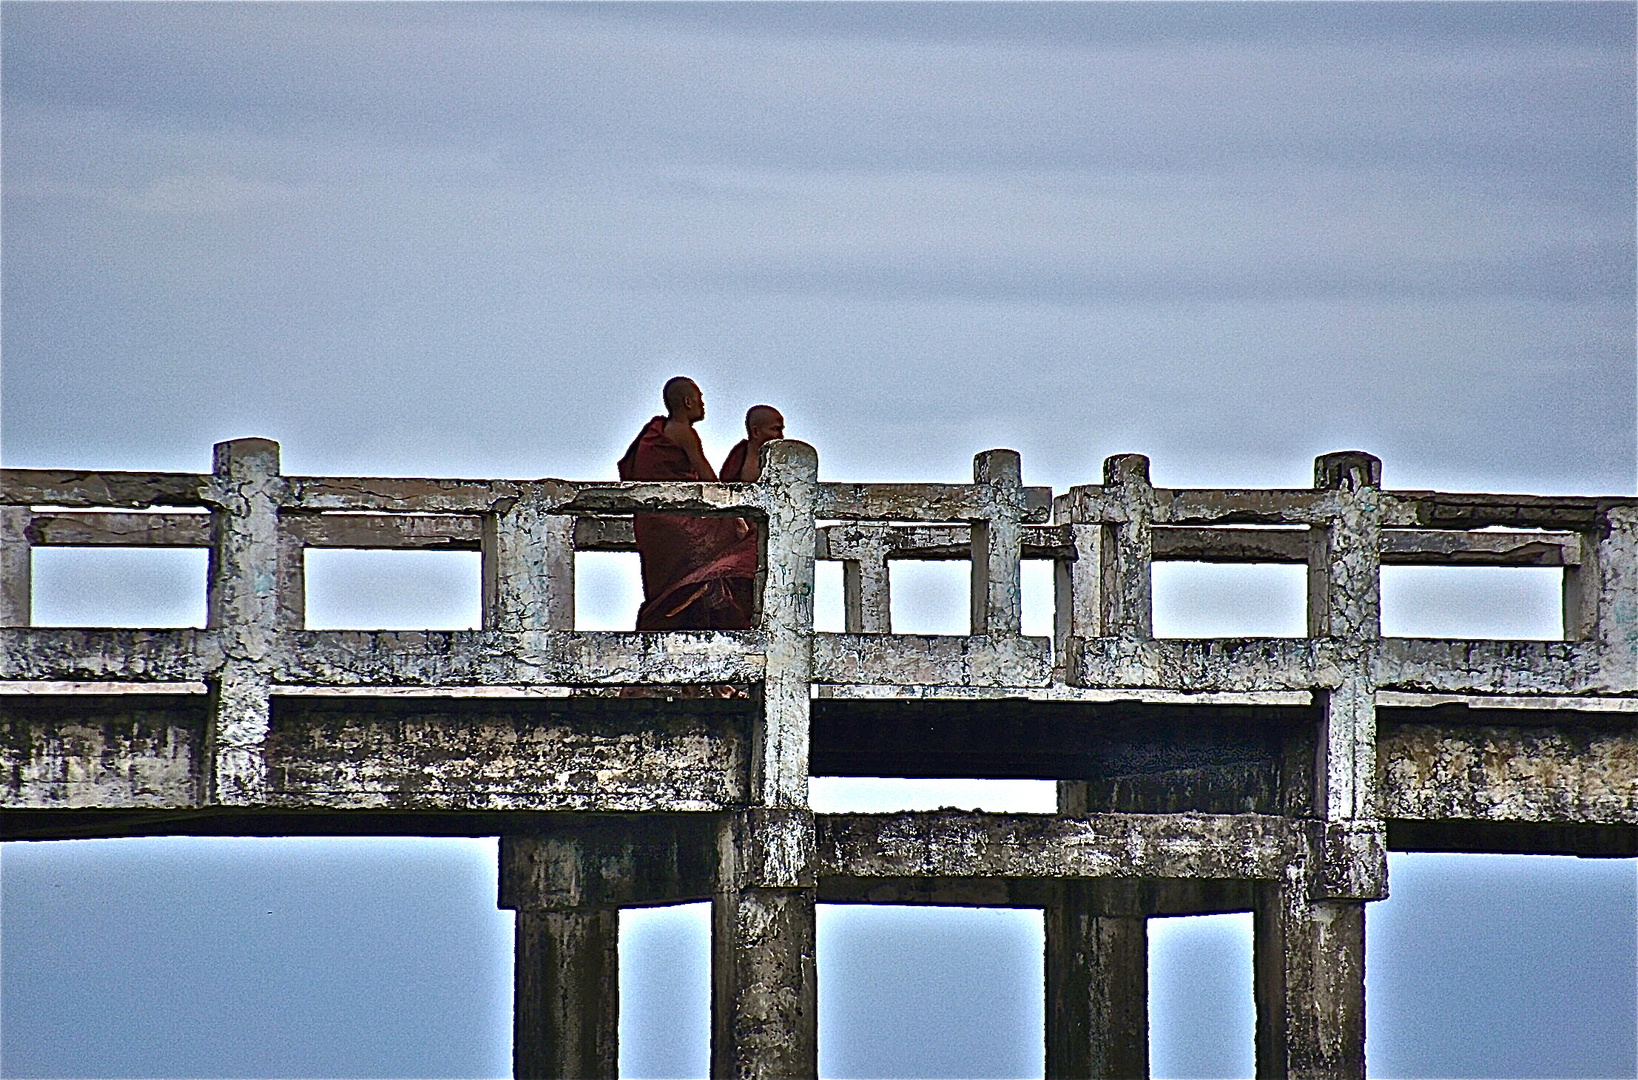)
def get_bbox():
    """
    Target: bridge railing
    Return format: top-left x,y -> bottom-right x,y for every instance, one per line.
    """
3,439 -> 1633,700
